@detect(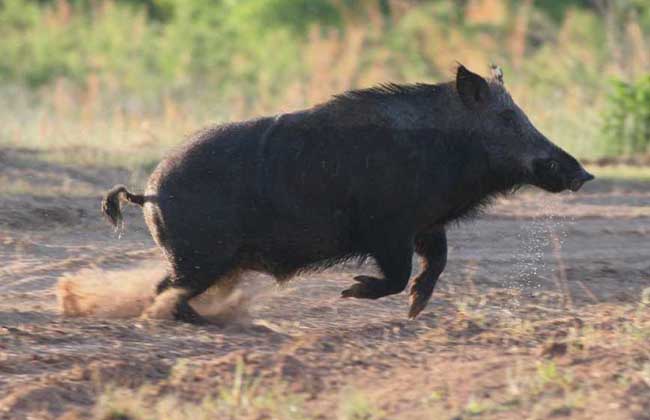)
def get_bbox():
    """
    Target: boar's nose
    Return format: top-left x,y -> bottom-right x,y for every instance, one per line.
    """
569,170 -> 595,192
